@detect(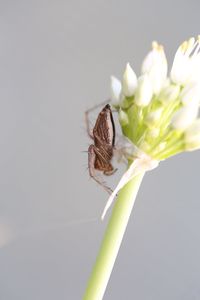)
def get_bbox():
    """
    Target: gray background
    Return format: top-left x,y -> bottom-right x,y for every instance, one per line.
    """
0,0 -> 200,299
